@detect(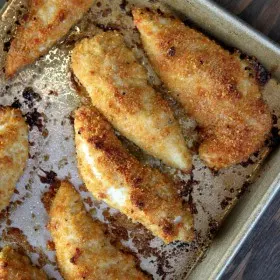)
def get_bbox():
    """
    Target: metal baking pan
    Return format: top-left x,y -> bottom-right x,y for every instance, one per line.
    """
0,0 -> 280,279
